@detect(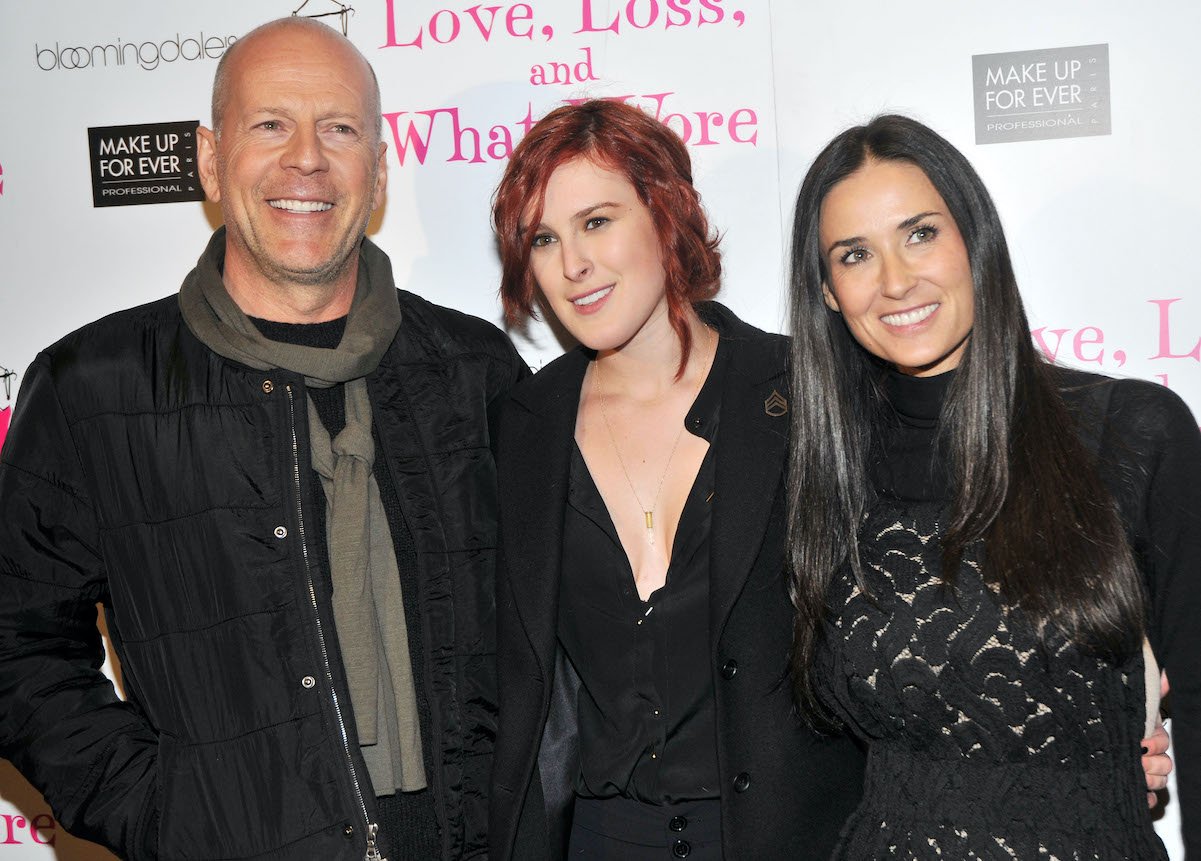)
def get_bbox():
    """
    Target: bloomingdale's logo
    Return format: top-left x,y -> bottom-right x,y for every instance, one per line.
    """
35,31 -> 237,72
